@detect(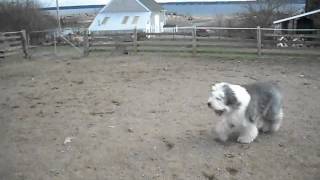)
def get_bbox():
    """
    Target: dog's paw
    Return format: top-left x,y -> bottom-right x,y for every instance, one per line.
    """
237,136 -> 255,144
261,124 -> 271,133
